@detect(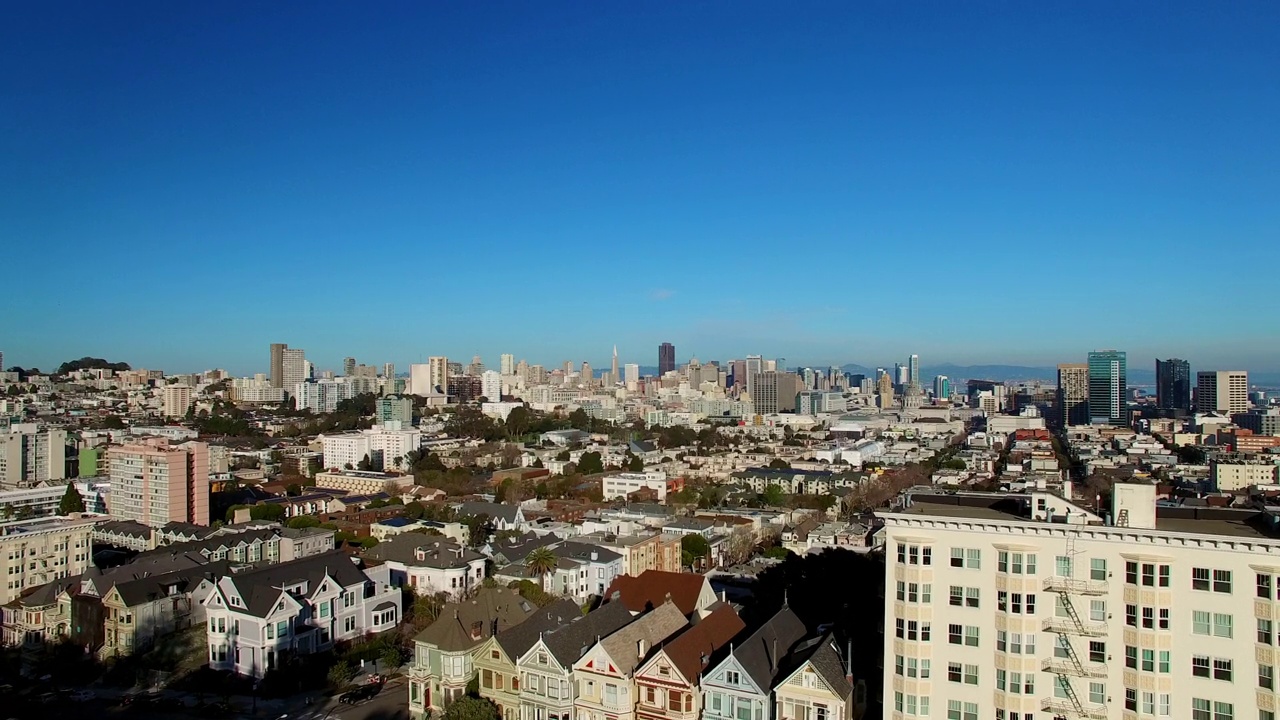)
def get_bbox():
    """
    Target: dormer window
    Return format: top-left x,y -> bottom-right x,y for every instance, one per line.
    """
230,596 -> 242,607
